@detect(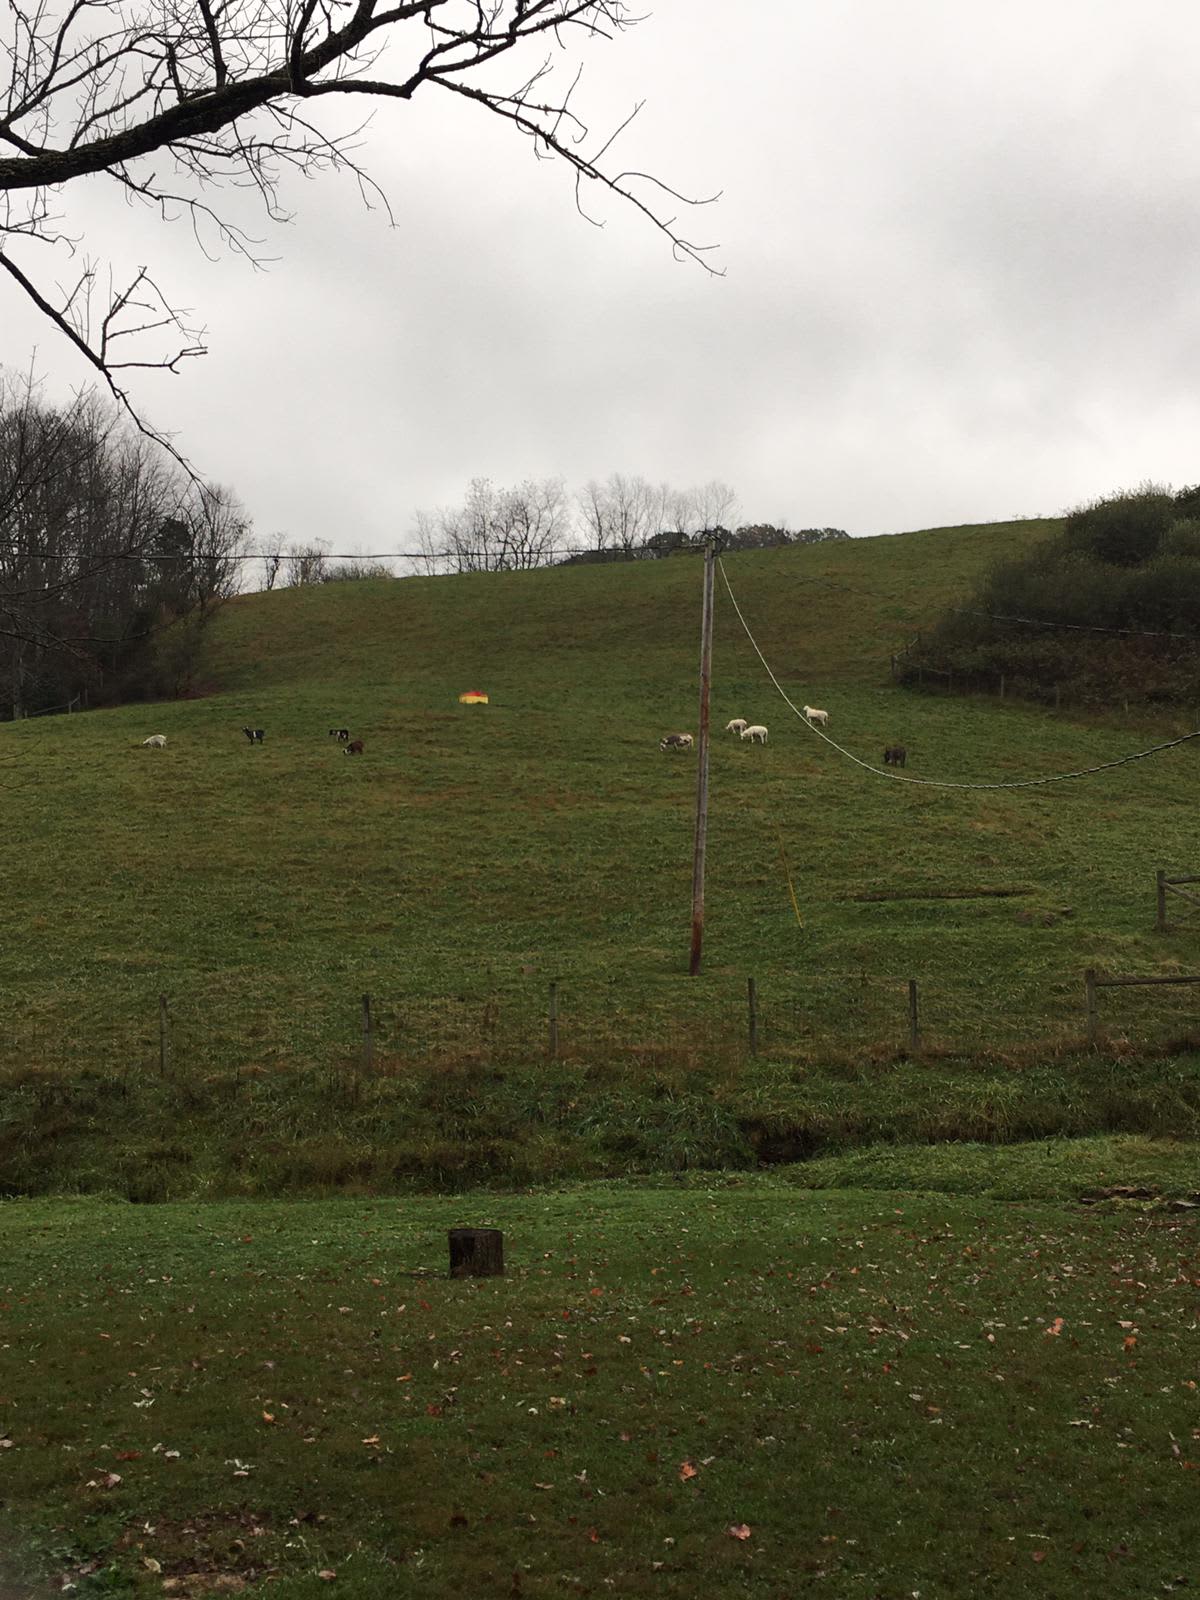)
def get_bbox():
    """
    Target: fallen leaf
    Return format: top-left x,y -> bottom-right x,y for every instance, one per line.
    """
728,1524 -> 751,1541
679,1460 -> 698,1482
